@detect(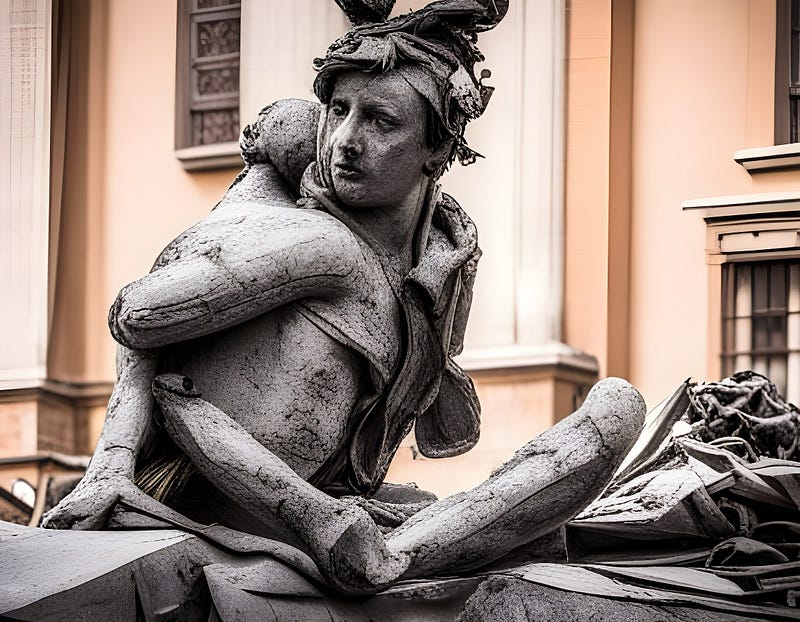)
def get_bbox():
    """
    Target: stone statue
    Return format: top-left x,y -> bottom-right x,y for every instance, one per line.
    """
42,0 -> 645,596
